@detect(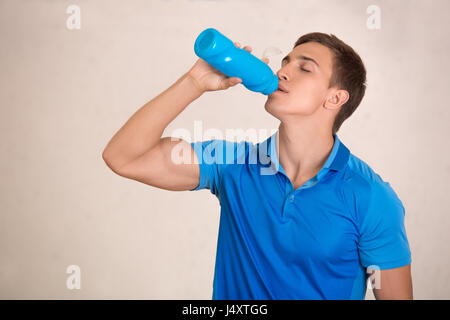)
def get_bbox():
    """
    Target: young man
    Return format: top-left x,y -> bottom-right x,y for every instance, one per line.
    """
102,32 -> 413,300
